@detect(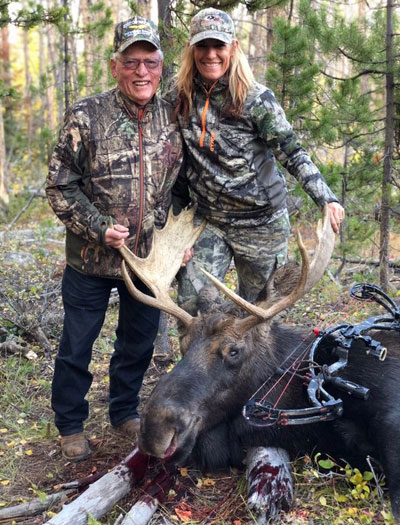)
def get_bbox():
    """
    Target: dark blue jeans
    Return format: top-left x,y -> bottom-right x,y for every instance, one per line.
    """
52,265 -> 160,436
